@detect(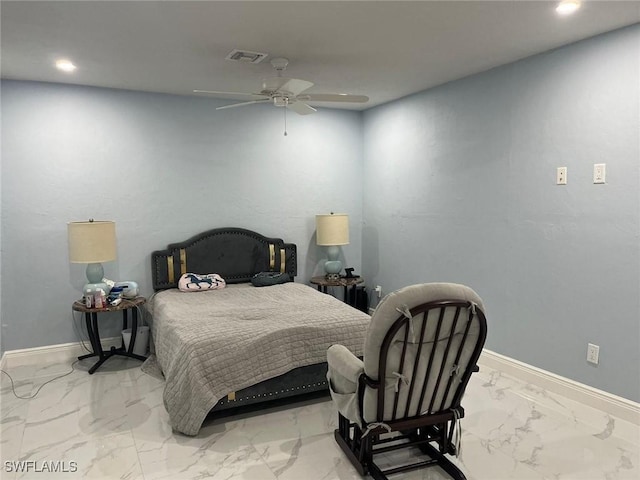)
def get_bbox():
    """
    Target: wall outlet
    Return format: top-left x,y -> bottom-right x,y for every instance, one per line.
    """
587,343 -> 600,365
375,285 -> 382,298
557,167 -> 567,185
593,163 -> 606,184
